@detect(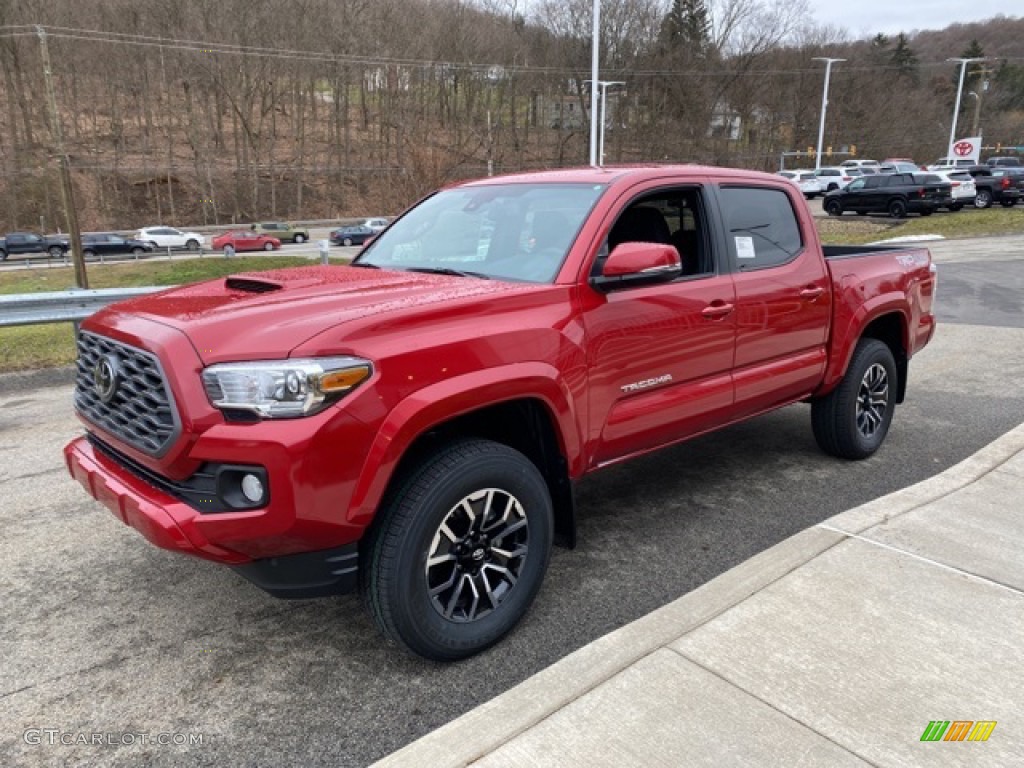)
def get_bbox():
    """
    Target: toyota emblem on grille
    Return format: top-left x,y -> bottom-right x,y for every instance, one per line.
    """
93,354 -> 120,403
